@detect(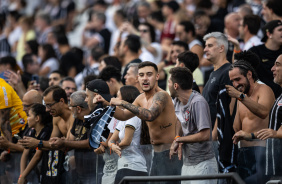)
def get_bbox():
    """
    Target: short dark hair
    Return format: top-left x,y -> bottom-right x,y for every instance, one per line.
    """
179,21 -> 196,37
30,103 -> 52,125
169,67 -> 193,90
43,85 -> 68,104
243,15 -> 261,35
234,50 -> 260,70
115,9 -> 126,20
177,51 -> 199,73
138,61 -> 158,72
103,56 -> 121,71
91,47 -> 104,61
139,22 -> 156,42
120,85 -> 140,103
56,34 -> 69,45
266,0 -> 282,17
60,77 -> 76,87
50,70 -> 64,77
0,56 -> 19,72
172,40 -> 188,51
22,54 -> 34,70
229,60 -> 258,81
26,40 -> 39,55
99,66 -> 122,82
124,34 -> 141,54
